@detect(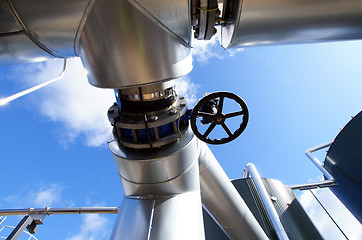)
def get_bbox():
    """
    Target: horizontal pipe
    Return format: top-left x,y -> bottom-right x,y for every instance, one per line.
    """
289,180 -> 337,190
245,163 -> 289,240
0,207 -> 119,216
